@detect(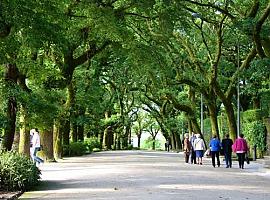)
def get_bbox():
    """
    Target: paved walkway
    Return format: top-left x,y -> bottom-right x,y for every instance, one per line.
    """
19,151 -> 270,200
